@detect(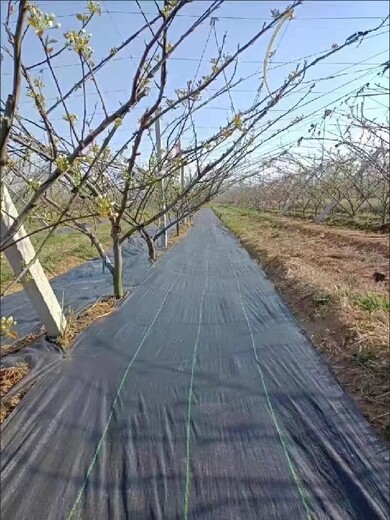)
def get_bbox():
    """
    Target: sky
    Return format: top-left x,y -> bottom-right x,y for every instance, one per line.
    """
1,0 -> 389,173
